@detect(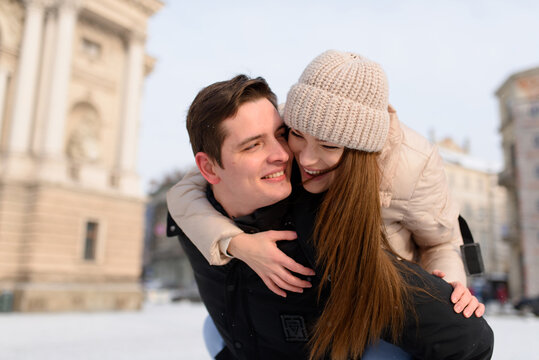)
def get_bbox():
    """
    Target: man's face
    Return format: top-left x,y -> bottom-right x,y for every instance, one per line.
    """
212,98 -> 292,217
